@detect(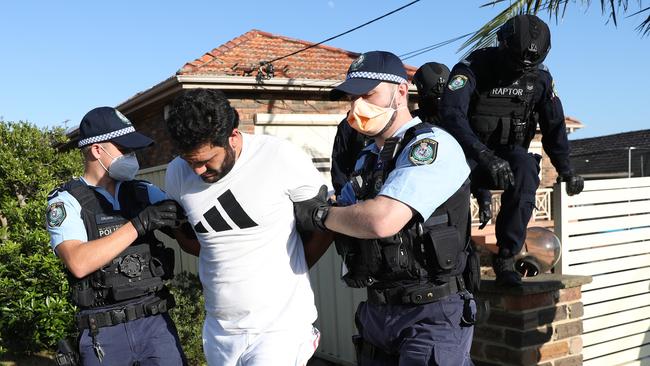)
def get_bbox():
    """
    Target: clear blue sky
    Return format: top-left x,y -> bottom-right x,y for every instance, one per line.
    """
0,0 -> 647,140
